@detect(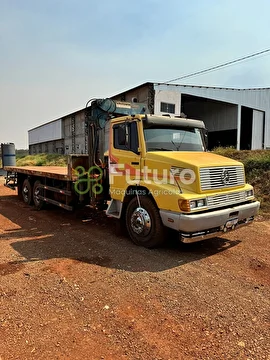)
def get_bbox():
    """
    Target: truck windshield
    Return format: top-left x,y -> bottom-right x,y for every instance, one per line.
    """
144,127 -> 205,152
